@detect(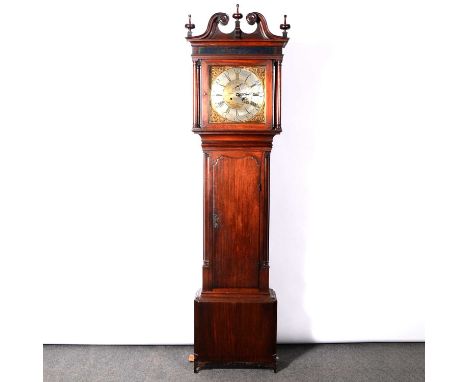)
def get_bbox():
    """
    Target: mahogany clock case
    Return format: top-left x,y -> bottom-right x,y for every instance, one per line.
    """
186,8 -> 290,373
